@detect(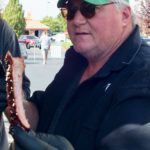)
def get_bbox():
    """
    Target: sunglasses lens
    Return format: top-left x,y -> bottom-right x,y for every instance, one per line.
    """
61,6 -> 77,20
60,2 -> 96,20
67,6 -> 77,20
81,2 -> 96,18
